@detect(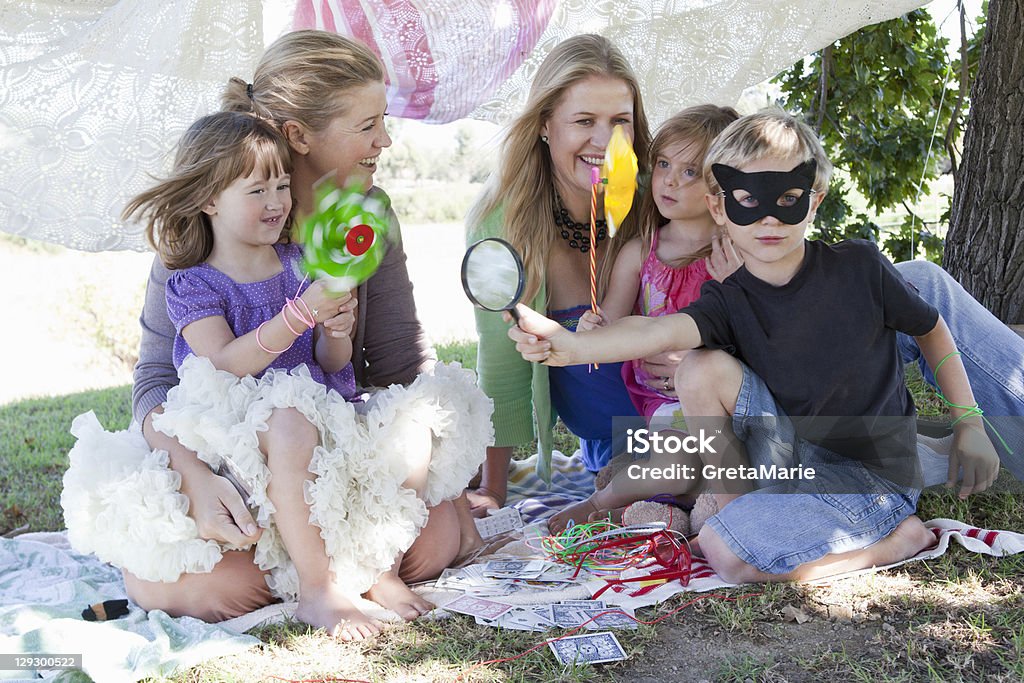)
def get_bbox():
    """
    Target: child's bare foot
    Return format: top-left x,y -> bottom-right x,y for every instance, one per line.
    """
918,433 -> 954,454
365,571 -> 433,621
689,492 -> 719,535
589,506 -> 625,524
548,498 -> 600,534
296,586 -> 382,641
621,501 -> 689,534
889,515 -> 937,557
